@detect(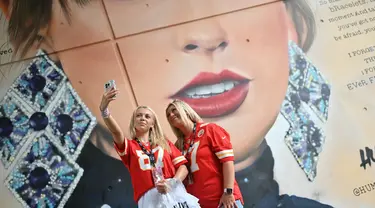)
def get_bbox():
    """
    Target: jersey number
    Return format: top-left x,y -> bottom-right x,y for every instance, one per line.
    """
188,141 -> 200,172
136,147 -> 164,171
